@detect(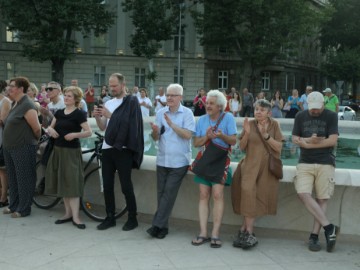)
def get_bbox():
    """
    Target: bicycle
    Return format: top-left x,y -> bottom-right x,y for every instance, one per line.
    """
33,132 -> 127,222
